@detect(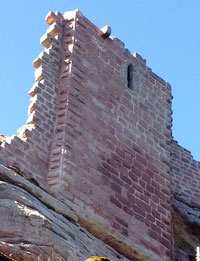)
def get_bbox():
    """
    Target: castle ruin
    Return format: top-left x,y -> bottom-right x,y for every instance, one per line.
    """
0,10 -> 199,261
